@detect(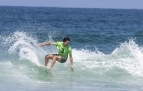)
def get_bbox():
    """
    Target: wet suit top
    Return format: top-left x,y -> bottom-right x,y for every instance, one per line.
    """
53,42 -> 72,58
